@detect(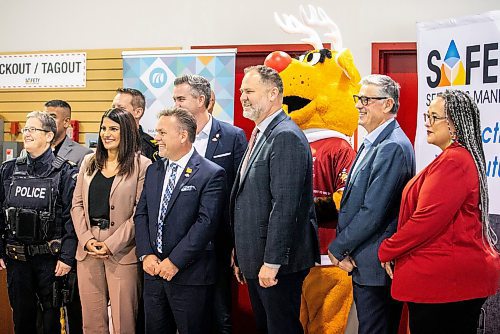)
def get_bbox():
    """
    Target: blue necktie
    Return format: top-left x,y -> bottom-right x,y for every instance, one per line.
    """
157,163 -> 179,253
